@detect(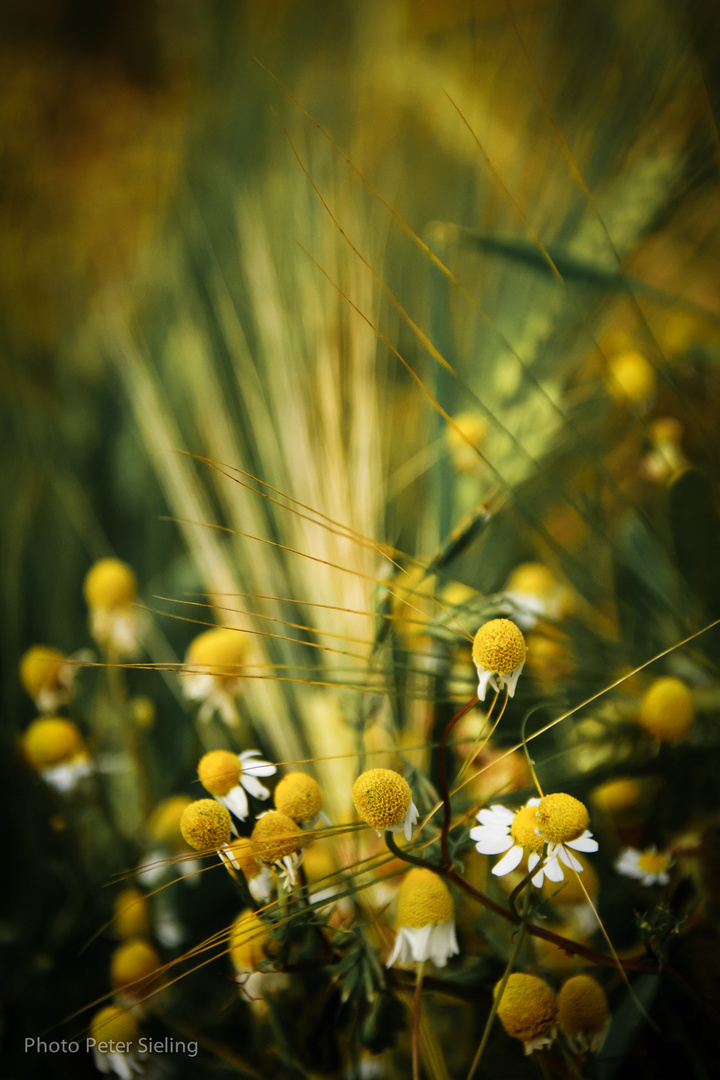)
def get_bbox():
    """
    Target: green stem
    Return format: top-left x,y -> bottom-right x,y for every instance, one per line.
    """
412,960 -> 426,1080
